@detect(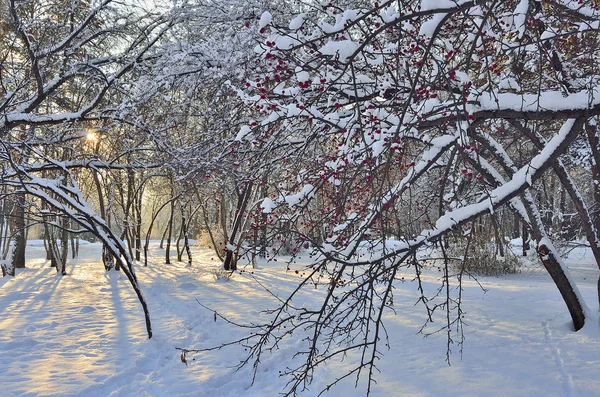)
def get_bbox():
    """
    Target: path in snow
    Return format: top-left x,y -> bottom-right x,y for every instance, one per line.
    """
543,320 -> 575,397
